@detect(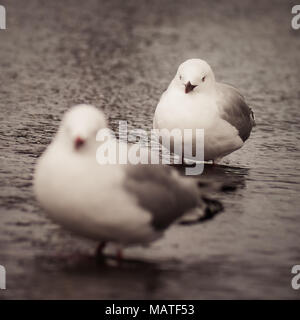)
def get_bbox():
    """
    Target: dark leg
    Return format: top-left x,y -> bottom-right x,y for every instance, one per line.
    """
95,241 -> 106,258
181,155 -> 185,165
116,248 -> 123,262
